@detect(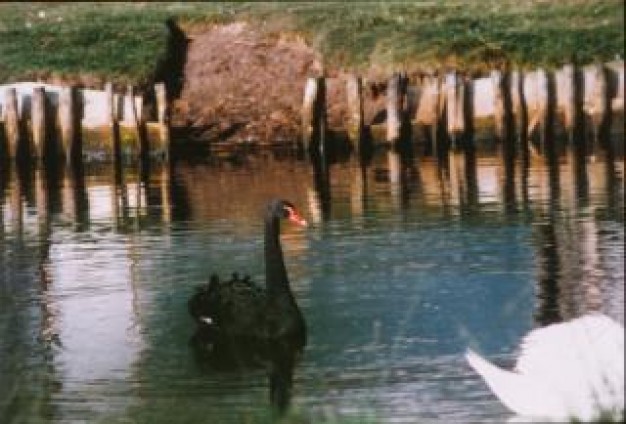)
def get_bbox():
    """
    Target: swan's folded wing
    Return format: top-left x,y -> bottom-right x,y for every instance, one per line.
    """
514,314 -> 624,414
465,349 -> 567,419
515,314 -> 623,374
